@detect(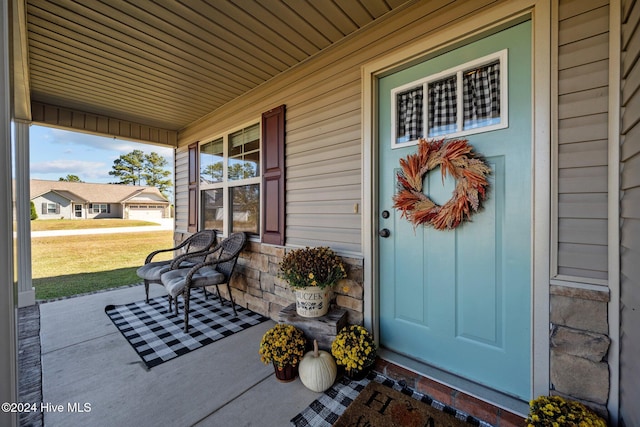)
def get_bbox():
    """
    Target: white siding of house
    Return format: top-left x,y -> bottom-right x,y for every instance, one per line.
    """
33,193 -> 70,219
556,0 -> 610,281
620,0 -> 640,424
86,203 -> 120,219
177,0 -> 502,254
